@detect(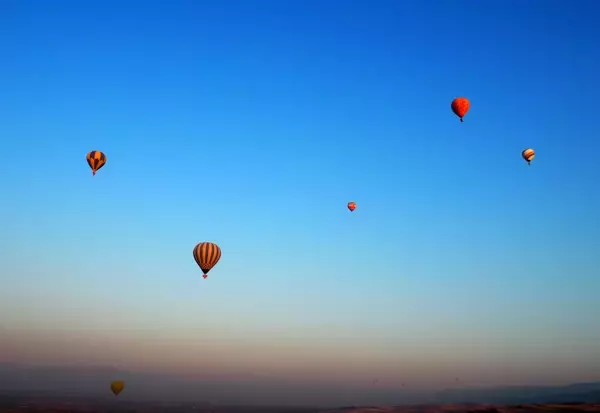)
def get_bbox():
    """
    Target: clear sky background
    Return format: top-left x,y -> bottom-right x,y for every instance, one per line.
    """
1,0 -> 600,406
